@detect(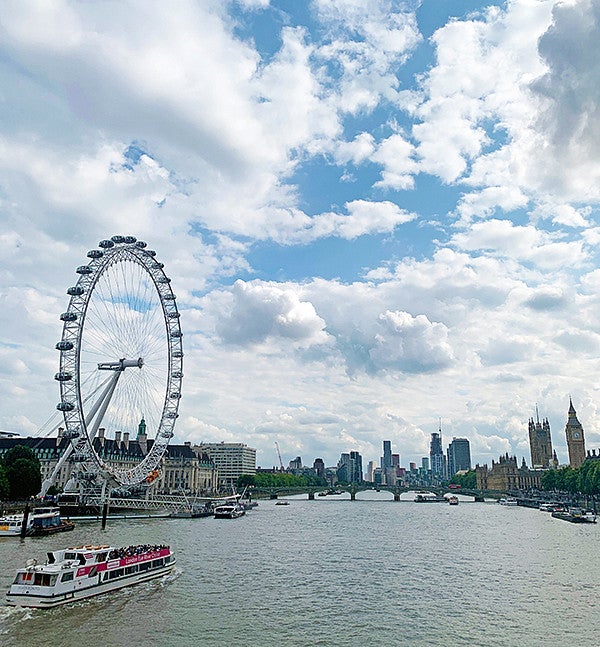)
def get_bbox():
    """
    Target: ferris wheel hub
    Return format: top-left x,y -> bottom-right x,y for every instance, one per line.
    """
97,357 -> 144,371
